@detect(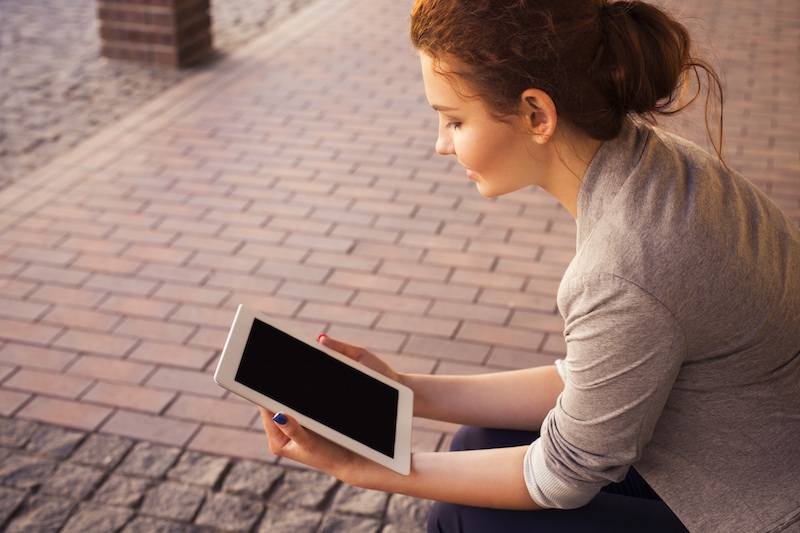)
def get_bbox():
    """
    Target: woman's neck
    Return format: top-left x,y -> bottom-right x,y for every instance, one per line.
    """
539,131 -> 604,219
